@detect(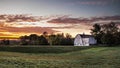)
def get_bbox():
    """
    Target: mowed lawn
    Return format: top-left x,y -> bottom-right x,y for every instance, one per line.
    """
0,46 -> 120,68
